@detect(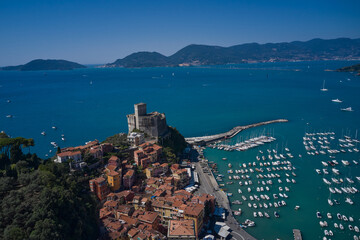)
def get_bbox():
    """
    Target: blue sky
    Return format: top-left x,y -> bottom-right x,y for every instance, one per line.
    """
1,0 -> 360,65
